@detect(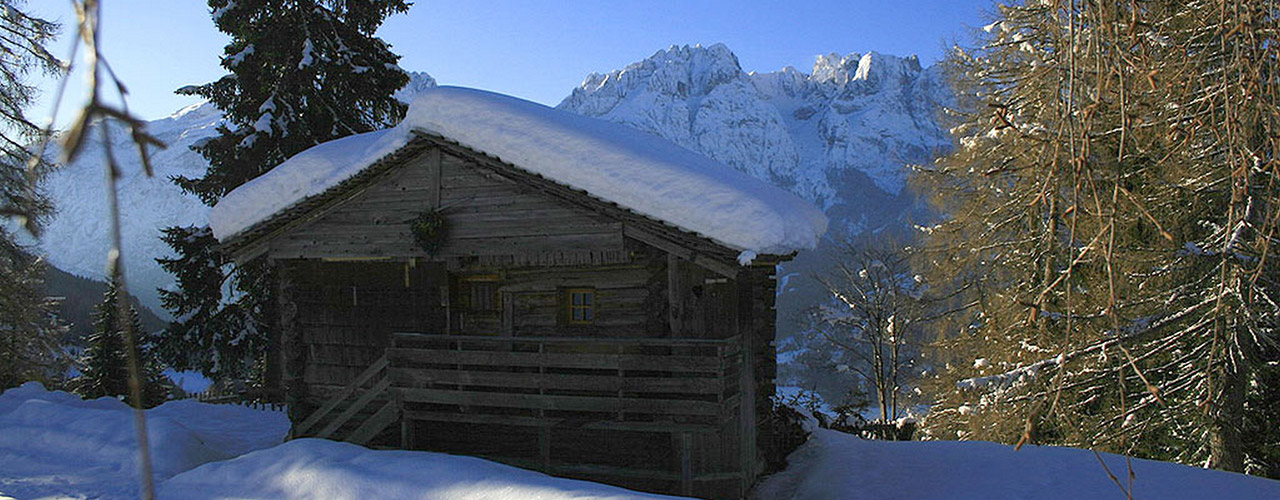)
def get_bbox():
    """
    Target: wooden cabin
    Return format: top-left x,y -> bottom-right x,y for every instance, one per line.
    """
212,88 -> 824,499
